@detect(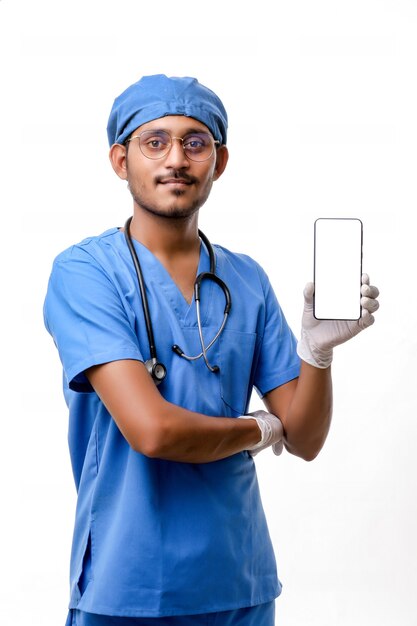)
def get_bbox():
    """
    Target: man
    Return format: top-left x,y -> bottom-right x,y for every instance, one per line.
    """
44,75 -> 379,626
